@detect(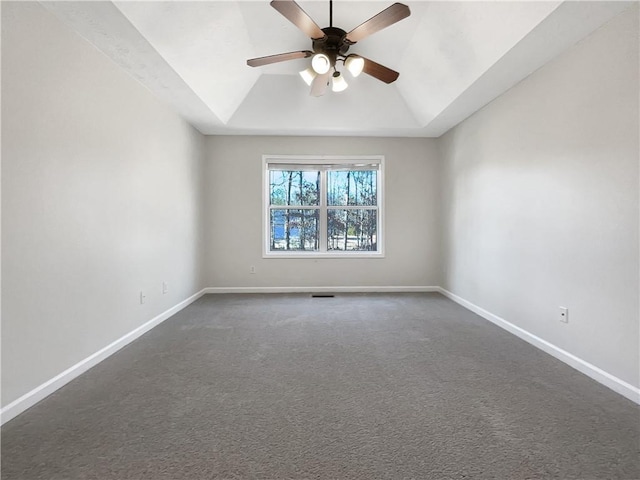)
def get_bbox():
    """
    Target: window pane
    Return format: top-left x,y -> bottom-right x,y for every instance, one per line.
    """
327,209 -> 377,251
327,170 -> 377,206
270,170 -> 319,206
270,209 -> 319,251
